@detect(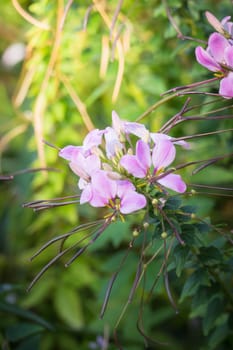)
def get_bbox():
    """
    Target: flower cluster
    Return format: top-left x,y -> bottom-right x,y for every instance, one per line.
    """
195,12 -> 233,98
59,112 -> 187,216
